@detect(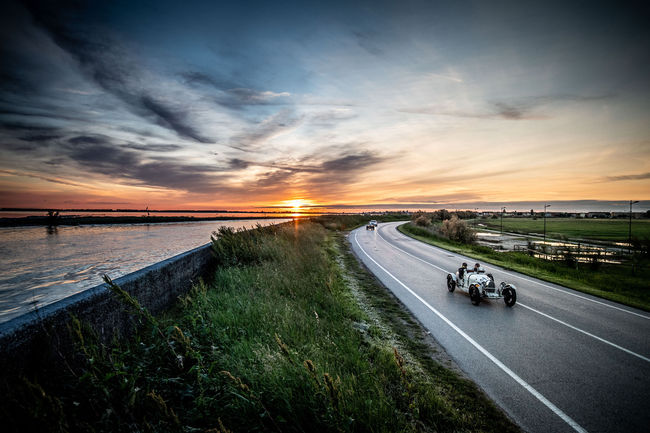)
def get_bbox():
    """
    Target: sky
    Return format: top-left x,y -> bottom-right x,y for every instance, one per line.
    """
0,0 -> 649,212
